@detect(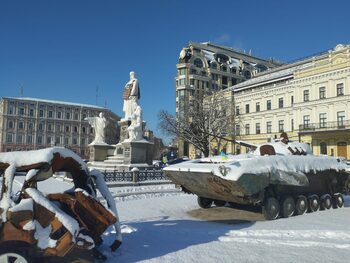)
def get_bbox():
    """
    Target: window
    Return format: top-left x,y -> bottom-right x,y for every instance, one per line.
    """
7,106 -> 14,115
320,142 -> 327,155
235,106 -> 240,115
256,102 -> 260,112
74,126 -> 78,133
37,136 -> 43,144
179,78 -> 186,86
18,121 -> 24,129
210,62 -> 217,69
245,124 -> 250,135
235,125 -> 240,135
319,113 -> 327,128
55,137 -> 61,145
65,126 -> 70,132
266,121 -> 272,134
221,65 -> 227,72
17,134 -> 23,144
28,123 -> 33,130
256,123 -> 261,134
81,138 -> 86,145
267,100 -> 271,110
64,137 -> 69,145
48,123 -> 52,131
6,133 -> 13,143
48,111 -> 53,118
245,104 -> 250,114
8,121 -> 13,129
291,119 -> 294,131
319,87 -> 326,99
29,109 -> 34,116
303,90 -> 309,102
278,98 -> 283,108
179,68 -> 186,75
47,137 -> 52,144
66,112 -> 71,120
27,135 -> 32,144
337,83 -> 344,96
19,108 -> 25,116
278,120 -> 284,132
82,113 -> 87,120
303,115 -> 310,129
291,96 -> 294,105
337,111 -> 345,127
193,58 -> 203,68
38,123 -> 43,131
74,113 -> 79,120
56,124 -> 61,132
82,126 -> 86,133
73,138 -> 78,145
57,112 -> 62,119
39,110 -> 44,118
